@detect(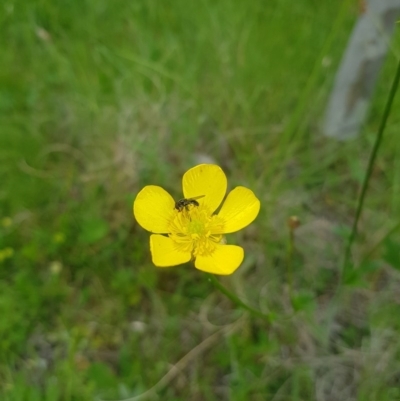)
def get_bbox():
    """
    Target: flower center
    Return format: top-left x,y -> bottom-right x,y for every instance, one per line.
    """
187,219 -> 203,237
169,205 -> 224,257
